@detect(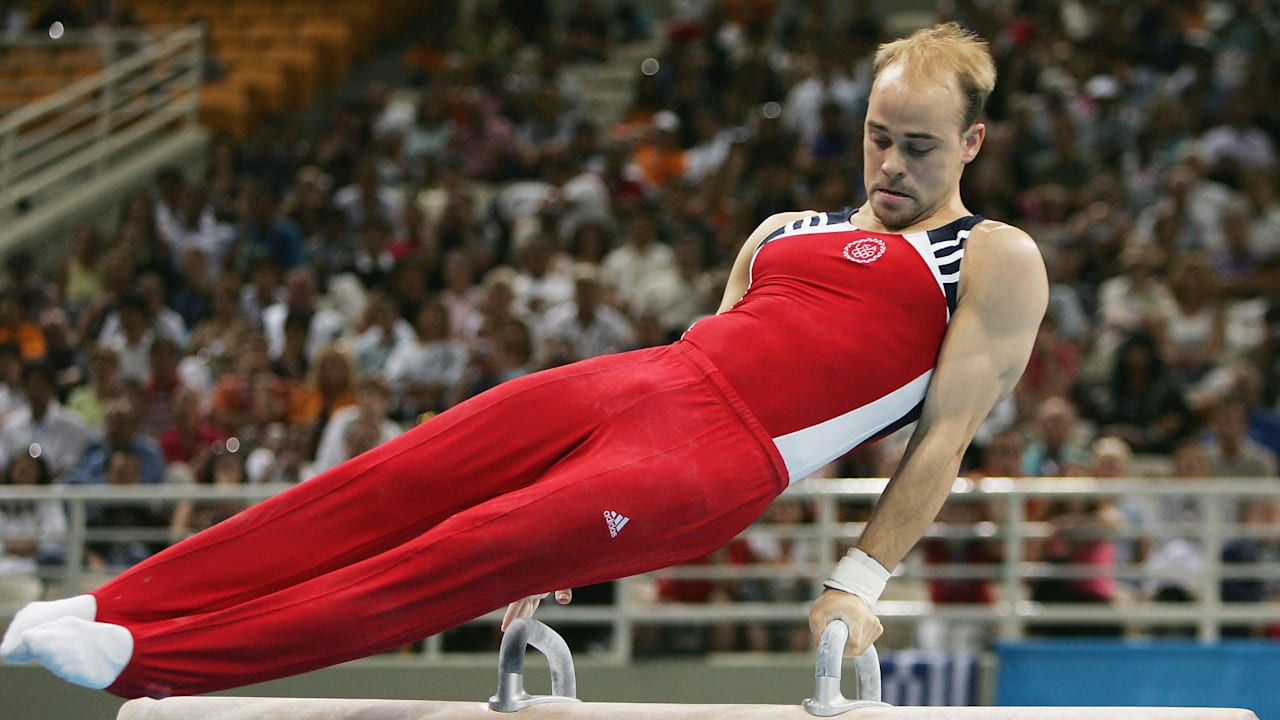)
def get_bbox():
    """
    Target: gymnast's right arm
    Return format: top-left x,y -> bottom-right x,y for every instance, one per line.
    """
809,222 -> 1048,656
